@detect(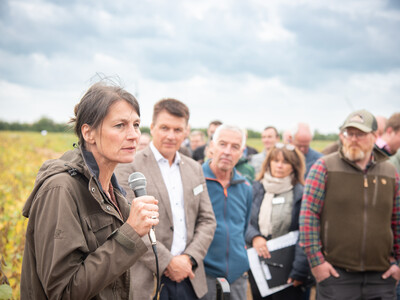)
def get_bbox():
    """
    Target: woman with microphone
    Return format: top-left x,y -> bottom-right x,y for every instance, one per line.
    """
20,81 -> 159,299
